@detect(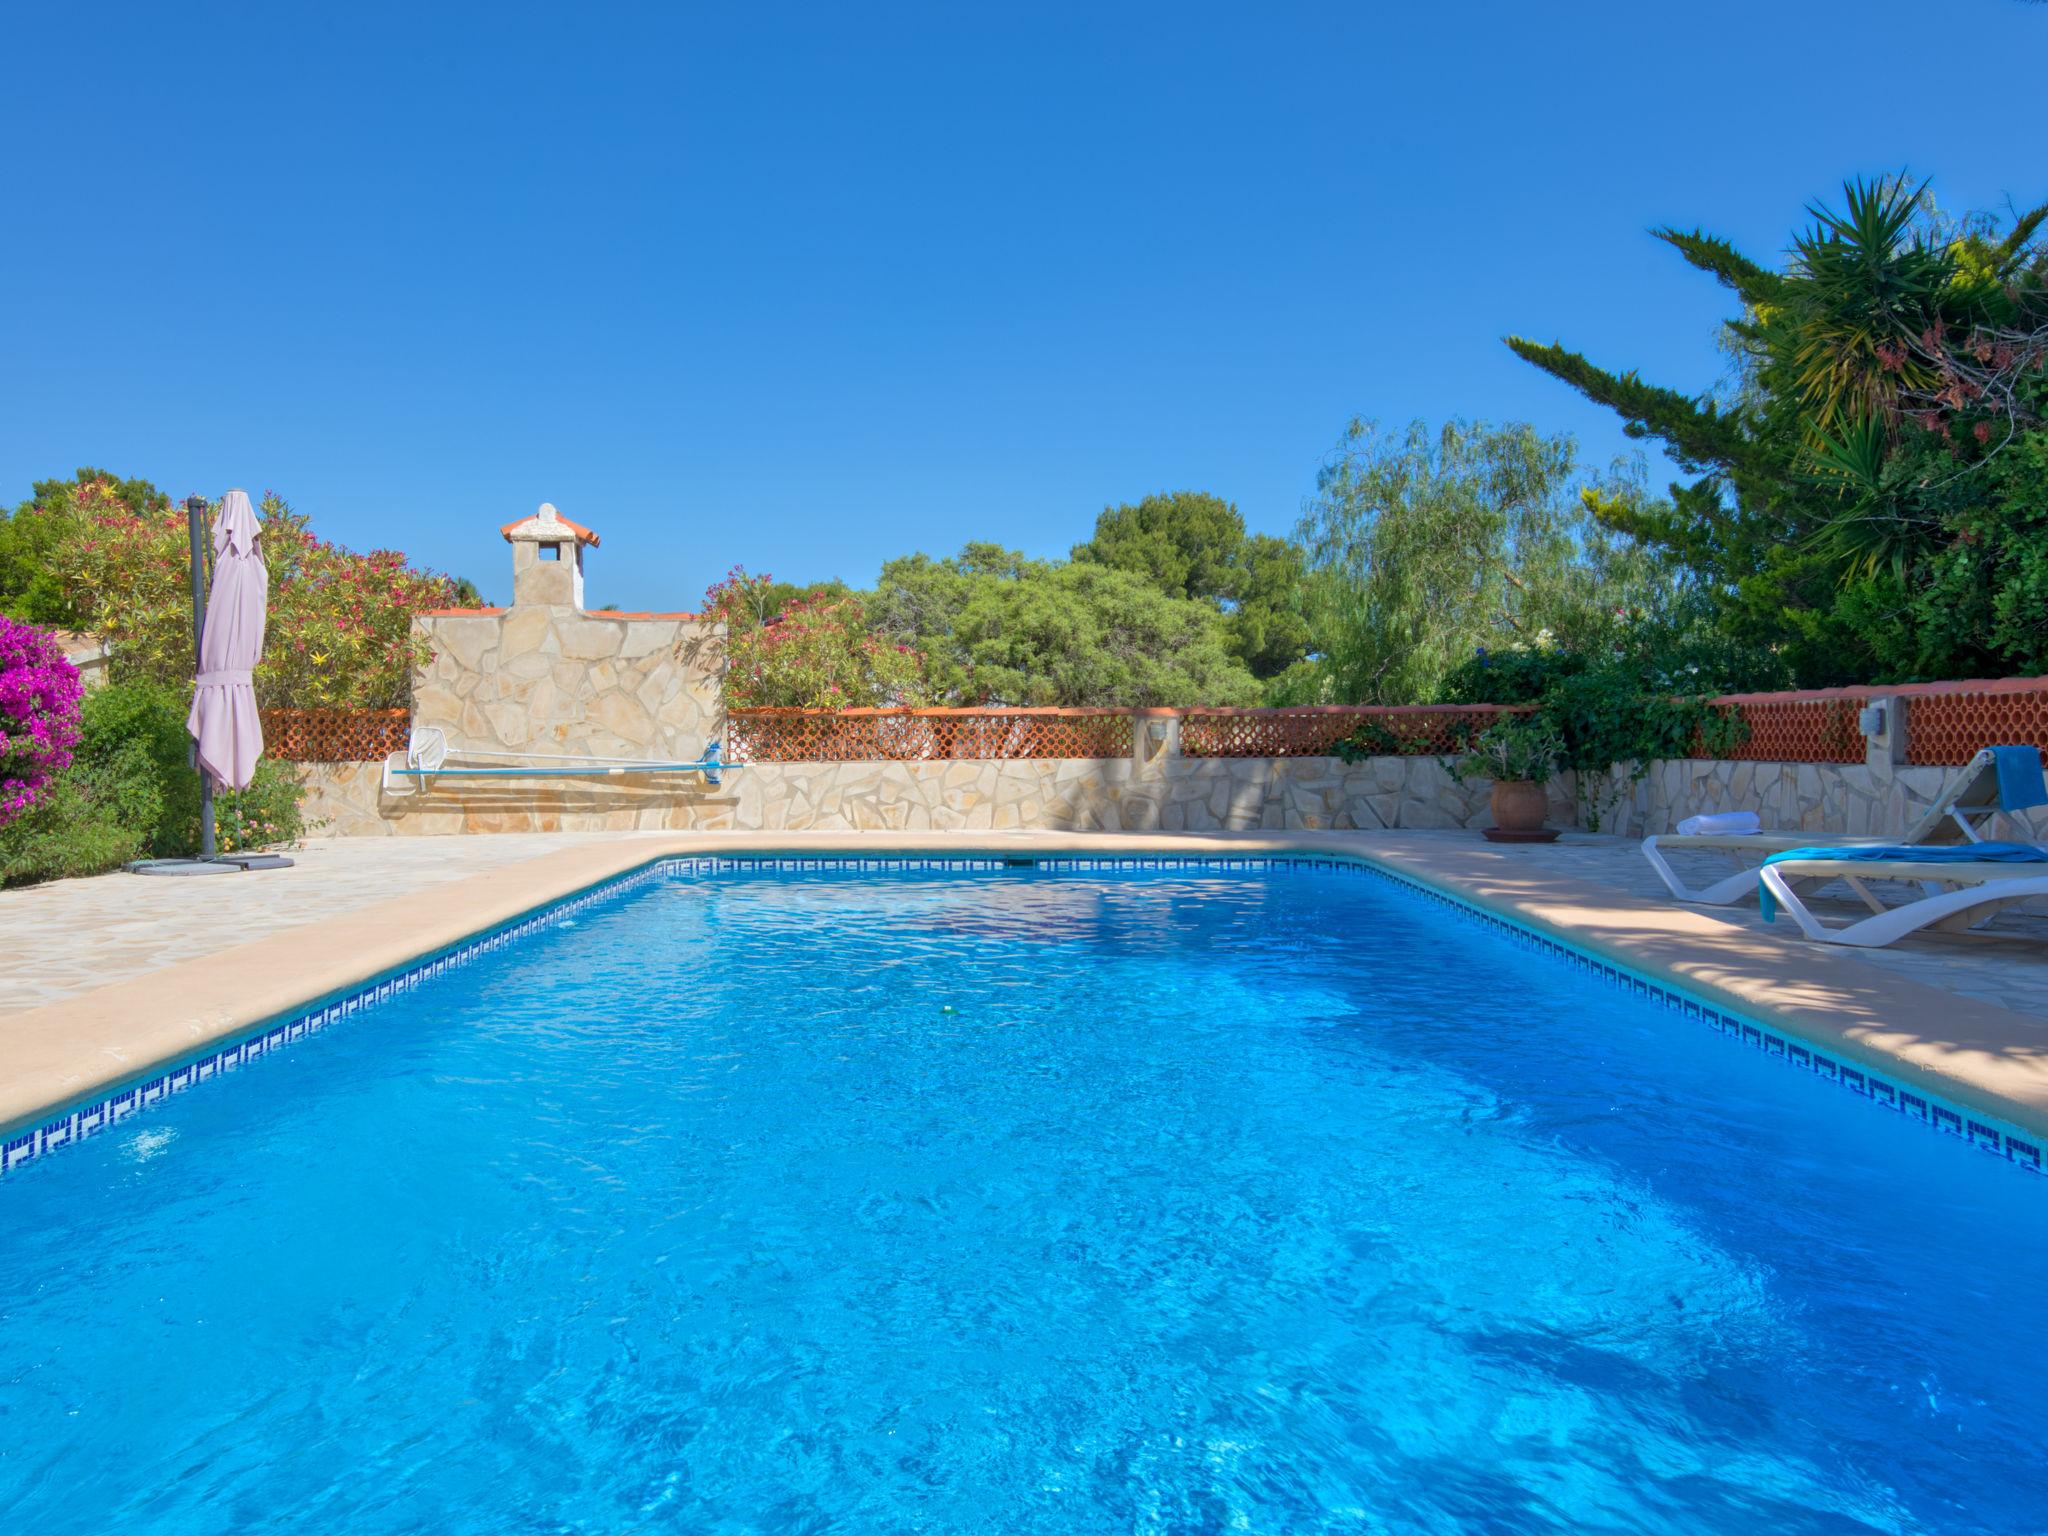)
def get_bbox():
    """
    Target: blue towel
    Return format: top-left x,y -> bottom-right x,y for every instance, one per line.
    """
1759,841 -> 2048,922
1990,745 -> 2048,812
